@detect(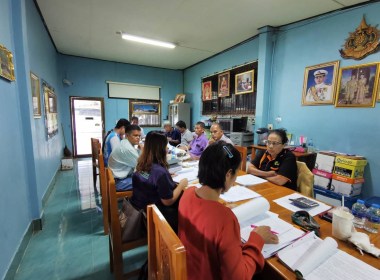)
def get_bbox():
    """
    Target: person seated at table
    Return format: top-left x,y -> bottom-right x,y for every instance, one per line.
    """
163,120 -> 181,147
178,121 -> 208,157
179,141 -> 278,280
176,120 -> 193,147
103,118 -> 130,167
248,129 -> 297,191
207,123 -> 234,146
131,116 -> 145,140
130,130 -> 188,233
108,125 -> 142,191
